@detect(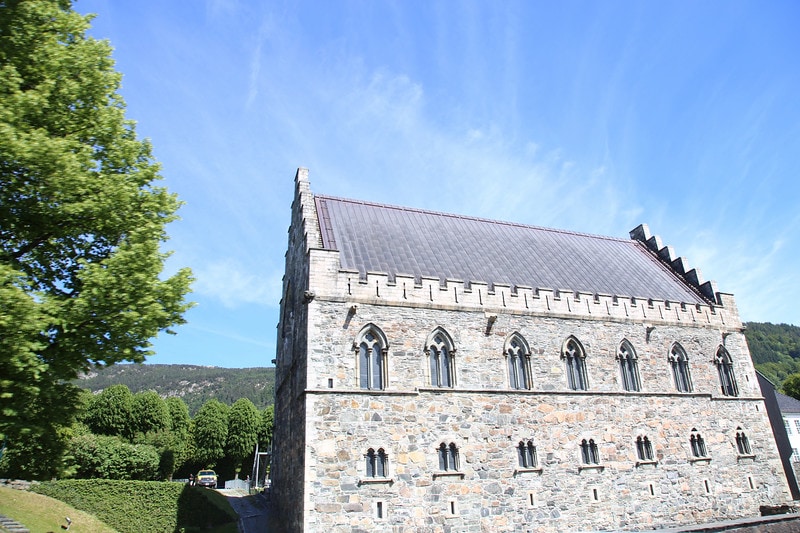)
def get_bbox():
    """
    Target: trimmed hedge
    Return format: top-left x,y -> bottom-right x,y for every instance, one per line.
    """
32,479 -> 237,532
